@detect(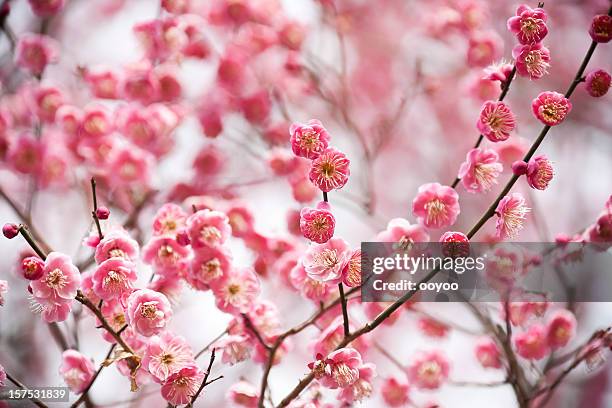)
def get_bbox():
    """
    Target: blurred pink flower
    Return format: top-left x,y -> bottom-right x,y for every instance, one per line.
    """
412,183 -> 460,229
531,91 -> 572,126
477,101 -> 516,142
59,350 -> 95,394
0,280 -> 7,306
439,231 -> 470,258
458,147 -> 503,193
215,334 -> 252,366
514,324 -> 549,360
308,148 -> 350,192
418,317 -> 449,338
495,193 -> 530,239
381,376 -> 410,407
376,218 -> 430,243
14,33 -> 59,76
407,350 -> 450,390
467,31 -> 501,68
547,310 -> 576,350
474,336 -> 502,369
507,4 -> 548,45
226,380 -> 259,408
126,289 -> 173,337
